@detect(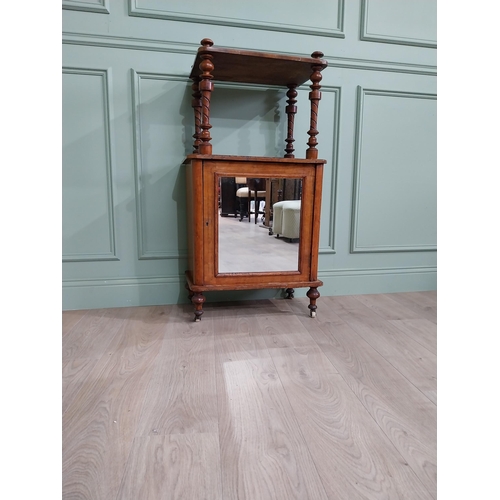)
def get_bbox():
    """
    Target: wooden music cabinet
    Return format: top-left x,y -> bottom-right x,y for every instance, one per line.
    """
184,39 -> 328,321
